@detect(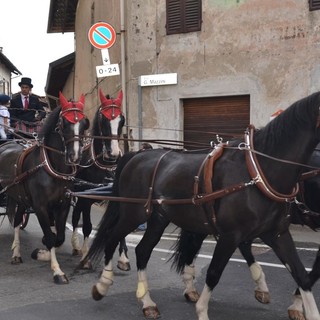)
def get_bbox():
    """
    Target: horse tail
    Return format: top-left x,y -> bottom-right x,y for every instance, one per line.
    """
80,151 -> 139,269
169,229 -> 206,275
6,196 -> 17,225
82,200 -> 120,268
